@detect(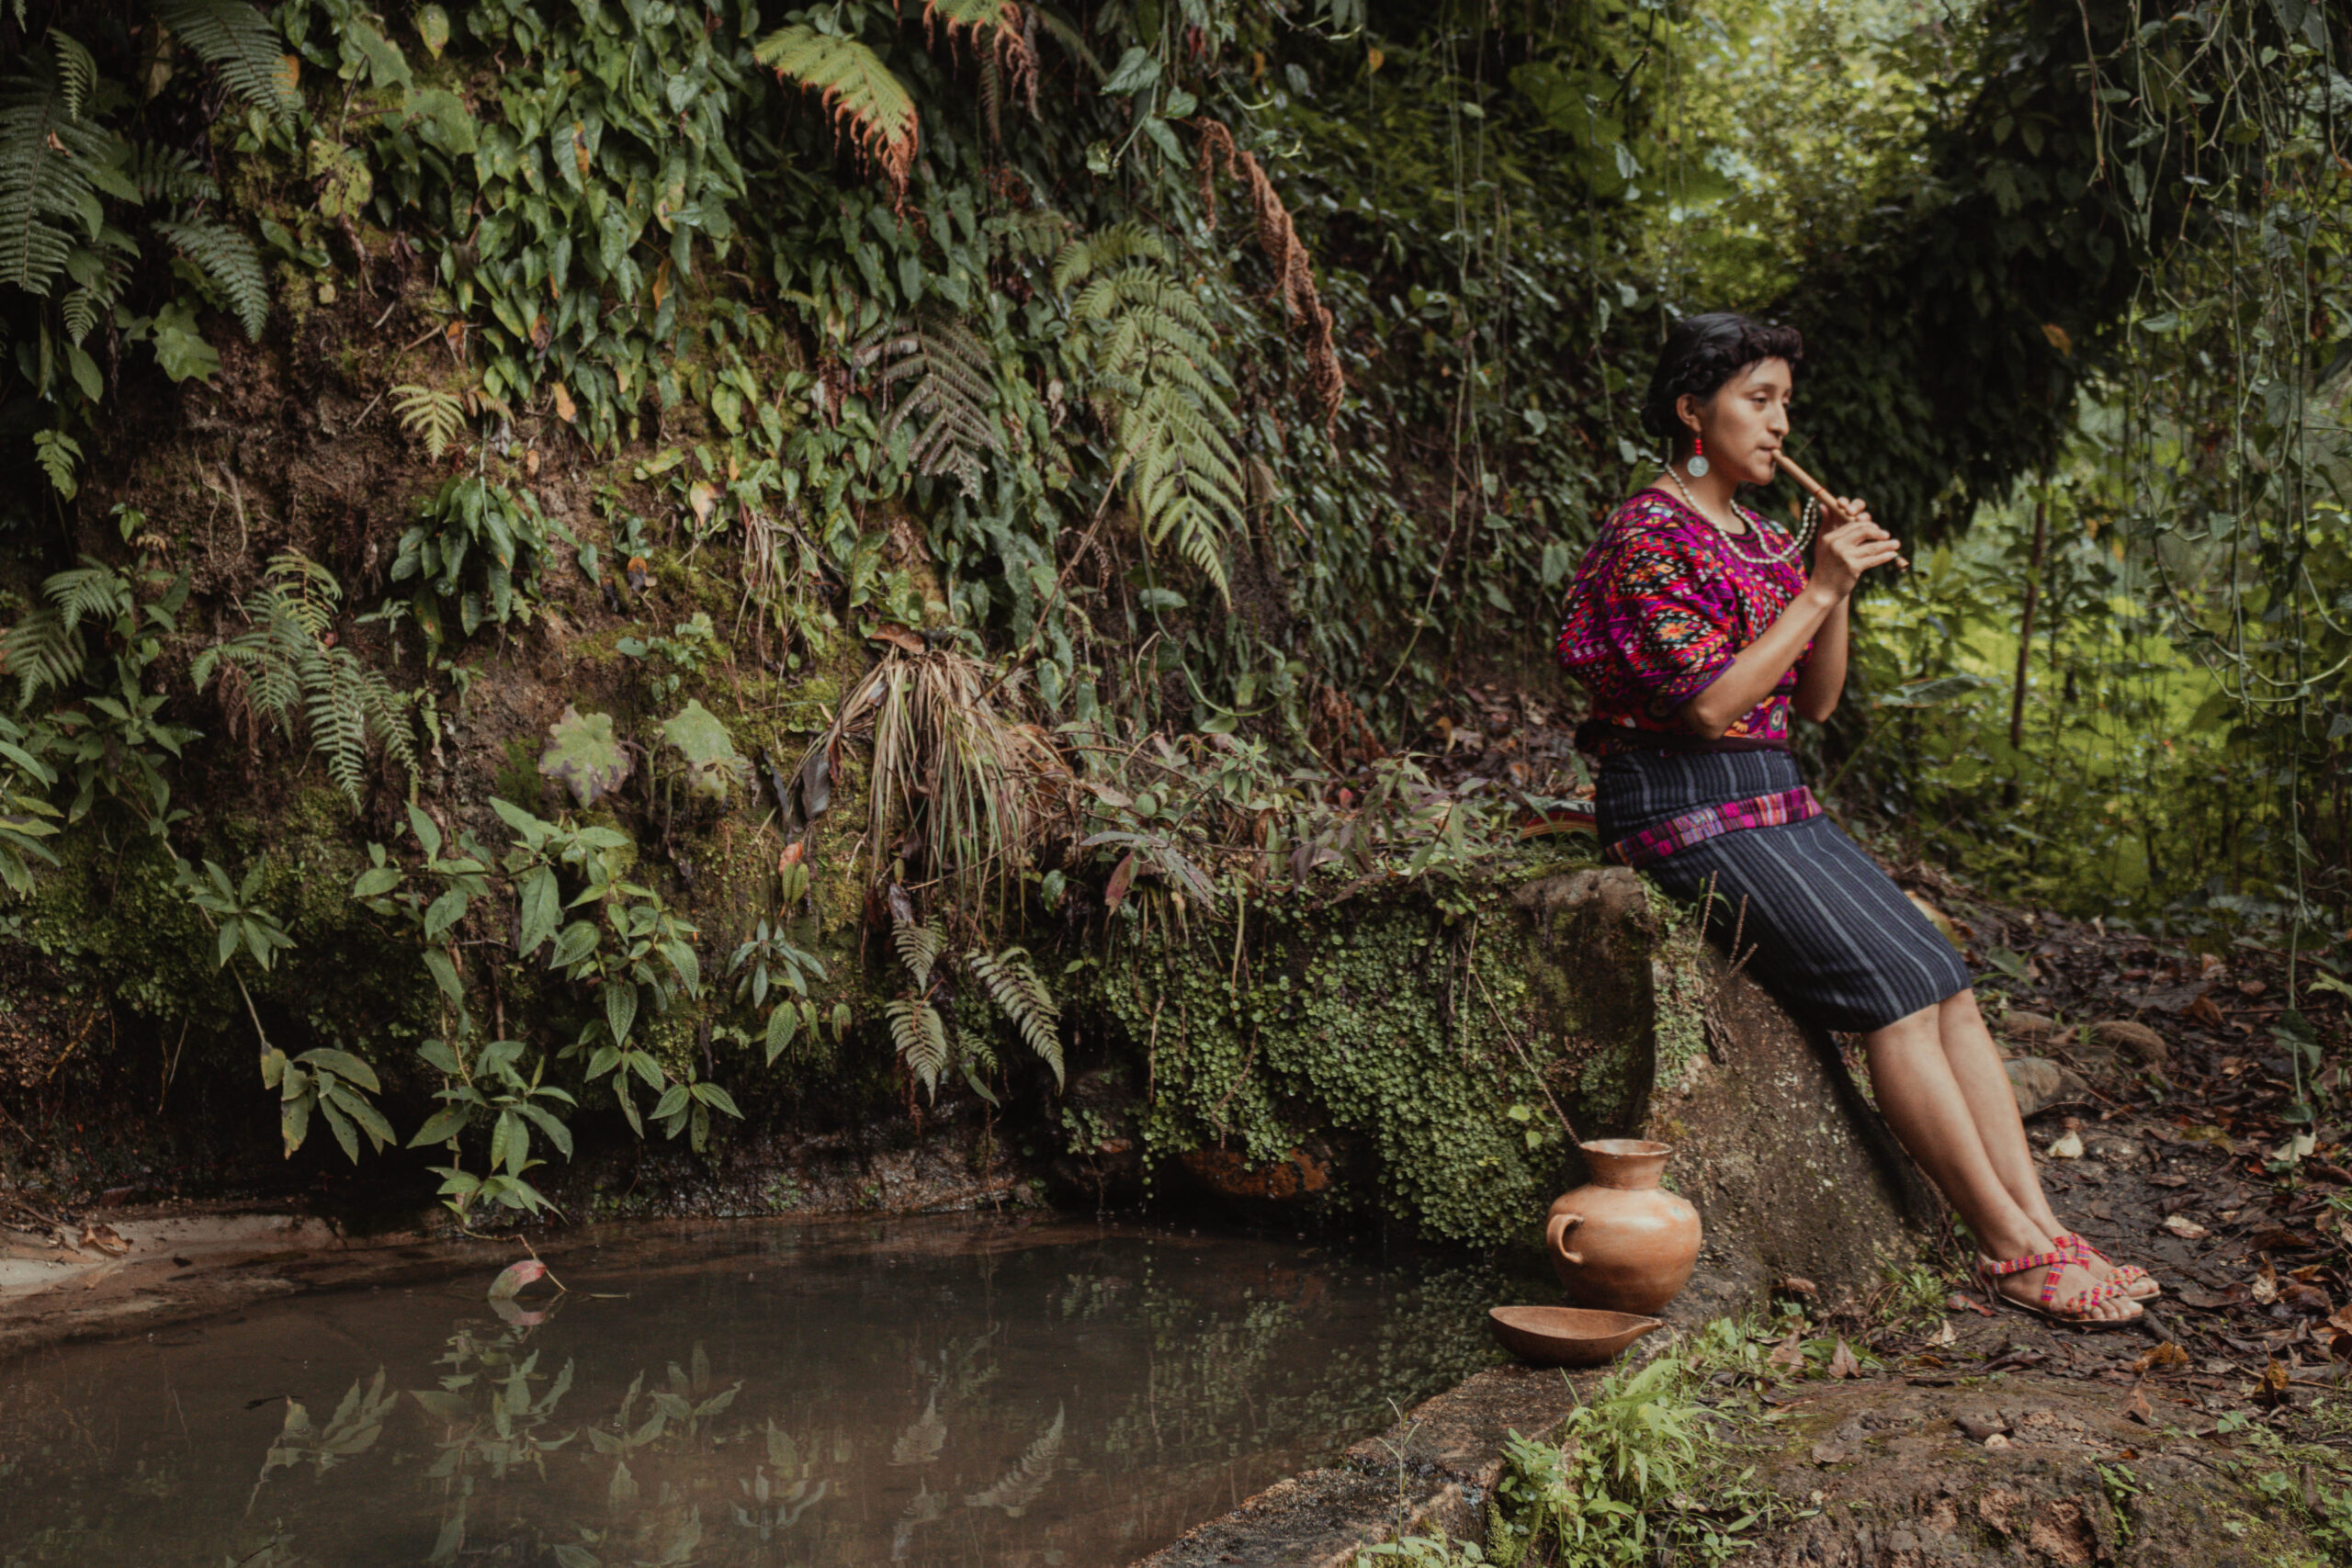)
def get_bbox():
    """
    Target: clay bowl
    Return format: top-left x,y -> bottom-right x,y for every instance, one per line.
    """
1487,1305 -> 1663,1368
